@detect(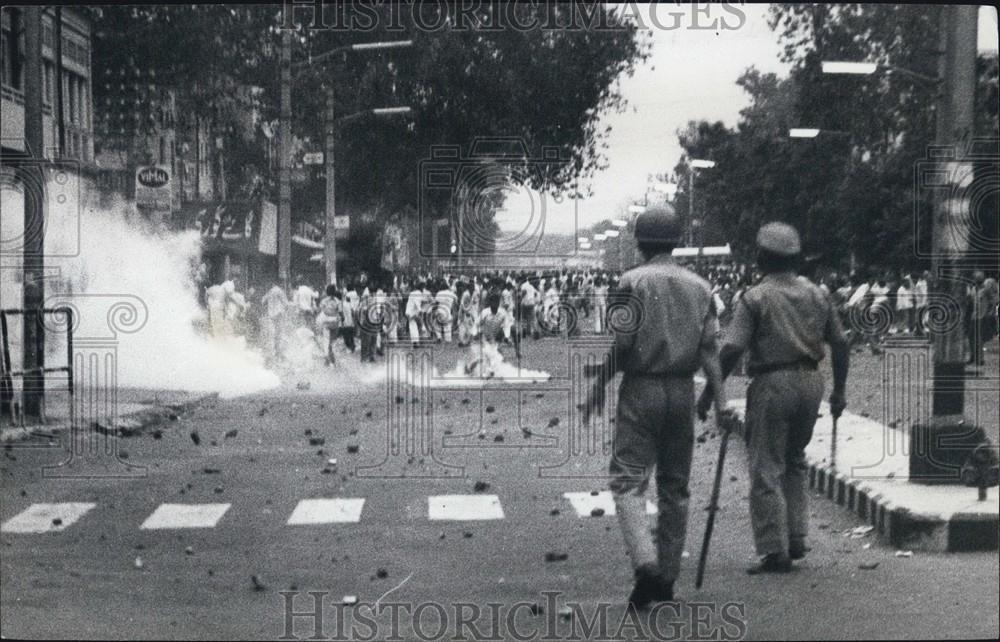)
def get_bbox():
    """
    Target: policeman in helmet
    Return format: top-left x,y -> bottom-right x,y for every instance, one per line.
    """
698,222 -> 850,574
583,203 -> 731,608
